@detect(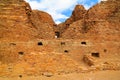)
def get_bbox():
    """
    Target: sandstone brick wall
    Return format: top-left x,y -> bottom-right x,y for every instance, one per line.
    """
0,40 -> 120,76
